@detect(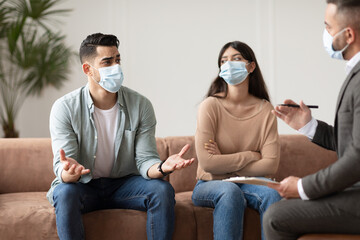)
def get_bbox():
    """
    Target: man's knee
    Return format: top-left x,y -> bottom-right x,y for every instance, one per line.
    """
53,183 -> 81,206
263,201 -> 277,225
263,200 -> 290,235
149,179 -> 175,202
